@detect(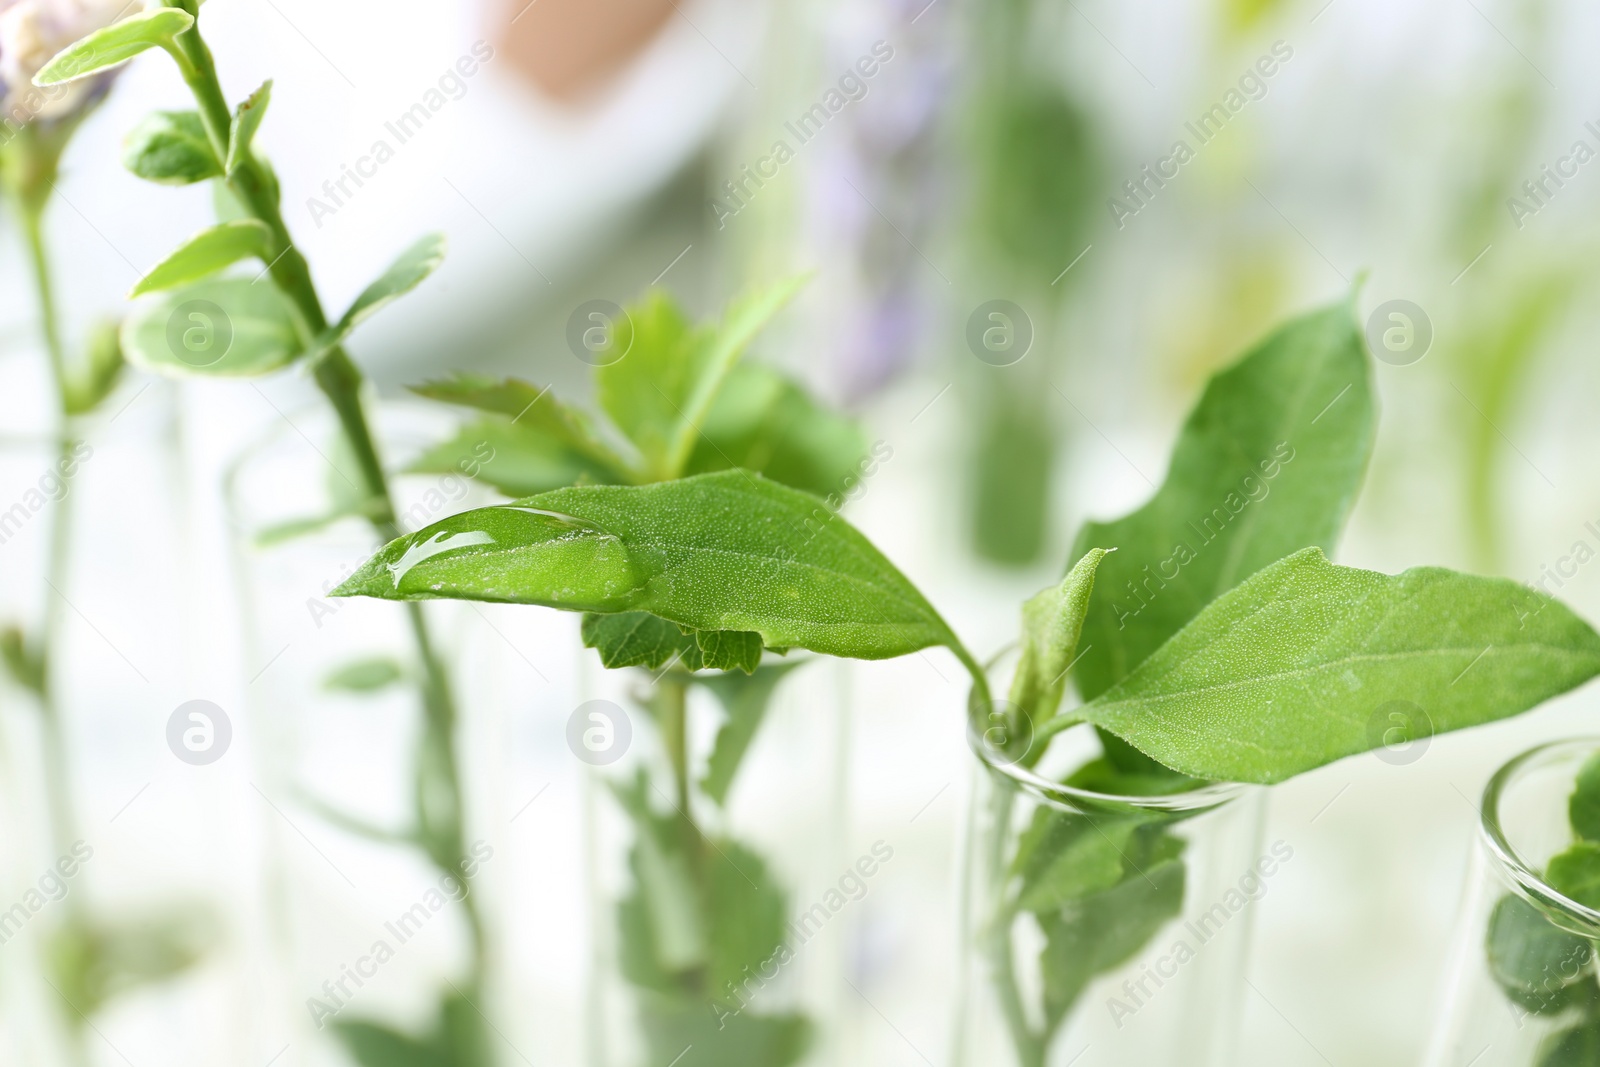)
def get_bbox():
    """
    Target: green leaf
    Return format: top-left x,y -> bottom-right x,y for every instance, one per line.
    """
62,319 -> 125,416
323,658 -> 405,693
1037,848 -> 1185,1026
971,389 -> 1055,566
1009,548 -> 1106,726
49,911 -> 212,1018
700,663 -> 802,805
130,220 -> 272,296
410,374 -> 633,481
685,362 -> 868,498
1071,301 -> 1376,704
1540,1019 -> 1600,1067
0,626 -> 44,694
323,234 -> 445,349
123,110 -> 222,185
33,8 -> 194,86
121,278 -> 304,378
331,472 -> 961,664
703,839 -> 788,996
1012,811 -> 1141,914
1570,754 -> 1600,843
613,776 -> 708,976
639,1004 -> 810,1067
331,1021 -> 448,1067
695,629 -> 764,673
583,611 -> 702,671
1549,844 -> 1600,910
407,418 -> 627,498
1485,894 -> 1595,1015
597,279 -> 805,480
1078,548 -> 1600,784
226,80 -> 271,174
